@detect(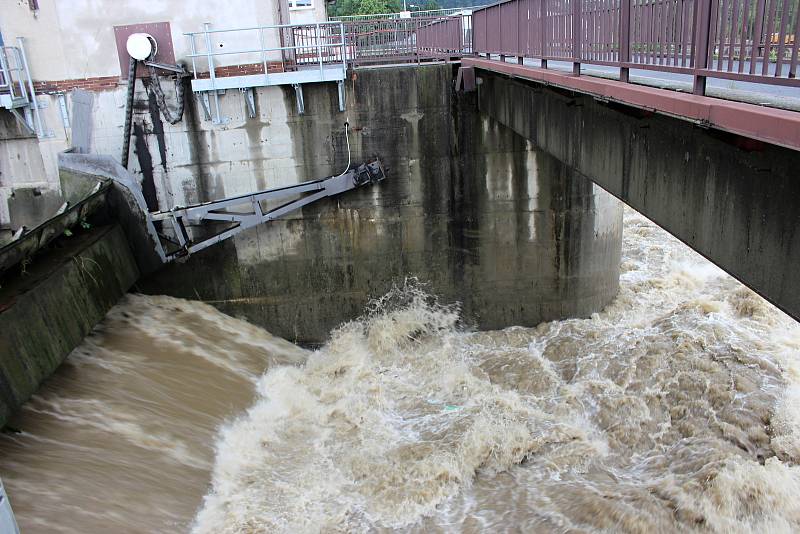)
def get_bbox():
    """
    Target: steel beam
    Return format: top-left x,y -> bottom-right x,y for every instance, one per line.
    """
149,159 -> 386,261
